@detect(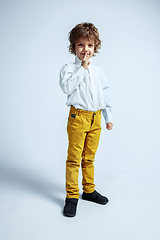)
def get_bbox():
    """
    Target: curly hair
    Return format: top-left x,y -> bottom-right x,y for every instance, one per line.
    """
68,22 -> 102,56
